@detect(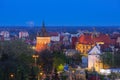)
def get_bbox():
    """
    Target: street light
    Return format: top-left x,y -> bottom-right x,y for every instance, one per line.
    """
10,73 -> 14,80
32,54 -> 39,66
10,74 -> 14,78
40,72 -> 43,75
32,54 -> 41,80
72,70 -> 76,80
38,72 -> 43,80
